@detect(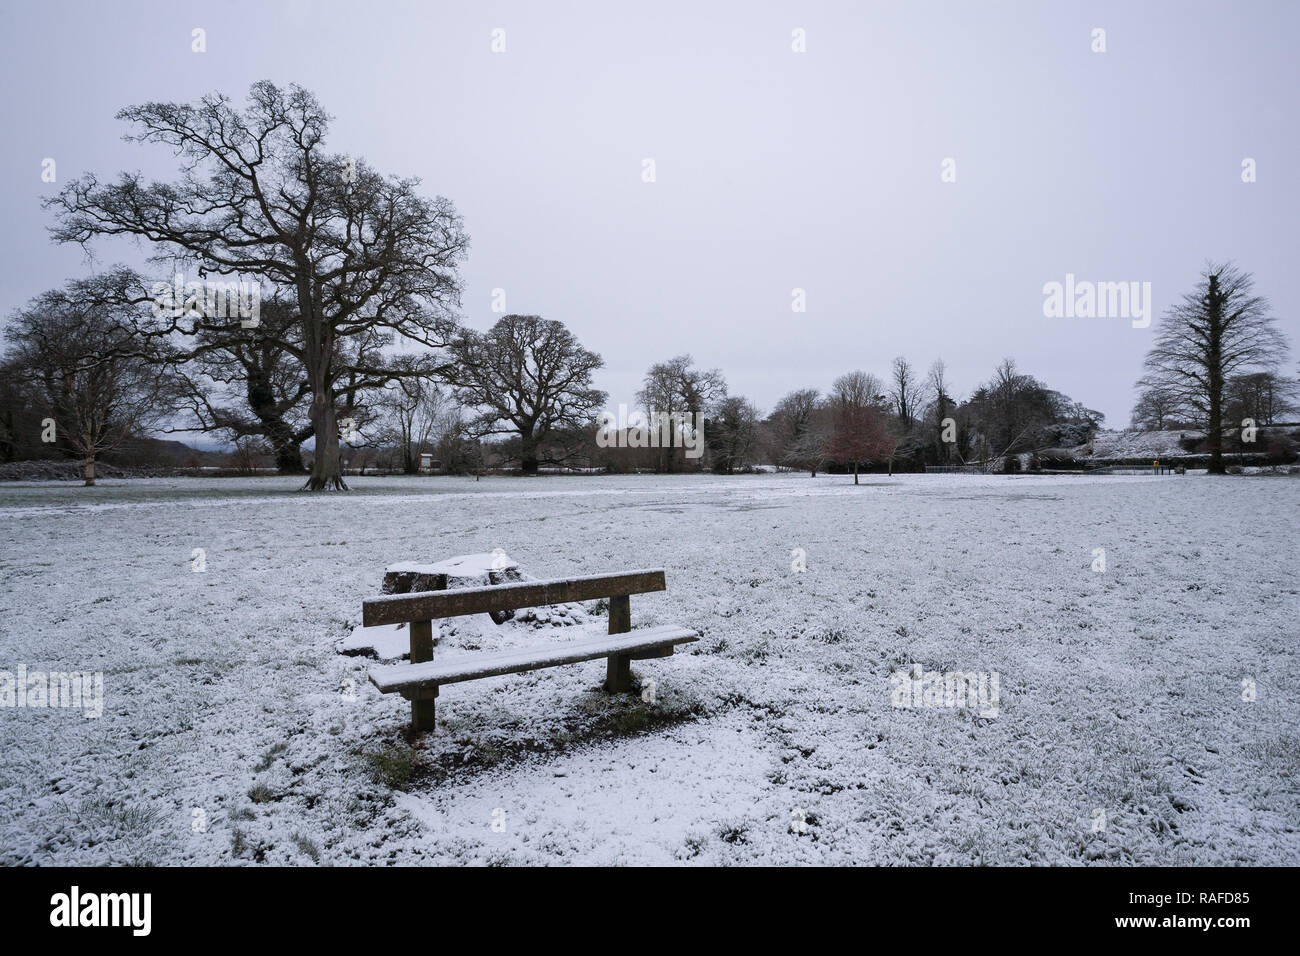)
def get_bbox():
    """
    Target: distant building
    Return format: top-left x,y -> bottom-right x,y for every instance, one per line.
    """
418,453 -> 442,474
